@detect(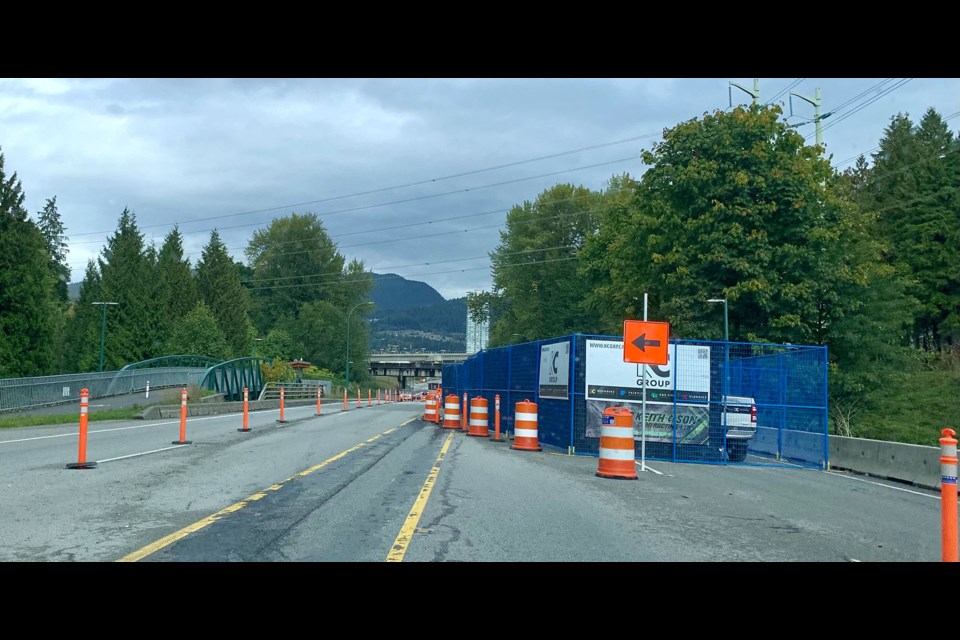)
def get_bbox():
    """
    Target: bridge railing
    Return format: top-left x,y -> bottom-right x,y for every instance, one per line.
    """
0,368 -> 207,413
